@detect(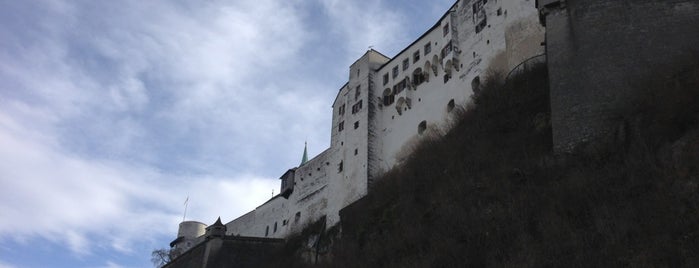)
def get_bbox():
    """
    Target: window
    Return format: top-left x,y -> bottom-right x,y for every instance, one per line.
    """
265,226 -> 269,237
418,120 -> 427,135
355,85 -> 361,100
412,68 -> 425,87
476,19 -> 487,33
394,79 -> 407,94
354,148 -> 358,155
383,88 -> 395,106
354,121 -> 359,129
338,121 -> 344,132
473,0 -> 488,33
383,73 -> 389,85
413,51 -> 420,63
424,43 -> 432,55
351,100 -> 363,114
338,104 -> 345,115
472,76 -> 481,94
497,8 -> 502,16
338,161 -> 343,172
392,66 -> 399,78
443,23 -> 450,36
443,73 -> 451,83
295,212 -> 301,223
283,220 -> 287,226
447,99 -> 455,112
274,222 -> 277,233
441,40 -> 453,59
356,68 -> 360,77
402,58 -> 409,71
